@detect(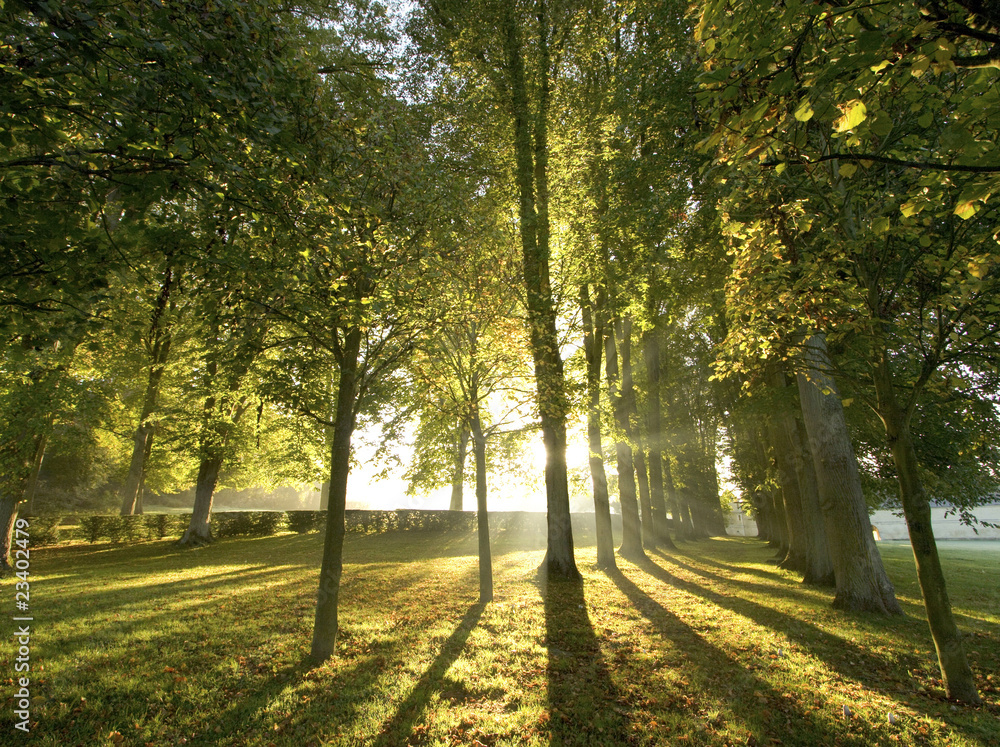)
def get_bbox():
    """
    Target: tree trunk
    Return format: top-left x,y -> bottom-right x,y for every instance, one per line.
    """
181,454 -> 224,546
617,317 -> 656,548
311,328 -> 362,664
470,408 -> 493,603
703,456 -> 728,536
449,425 -> 469,511
767,480 -> 789,554
790,416 -> 835,586
604,321 -> 645,560
662,453 -> 683,538
0,495 -> 19,574
766,402 -> 808,572
748,490 -> 771,542
642,297 -> 674,548
503,1 -> 577,579
180,370 -> 251,546
873,351 -> 980,703
579,284 -> 616,569
121,265 -> 174,516
797,335 -> 901,614
21,434 -> 46,516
